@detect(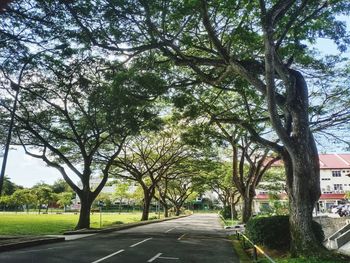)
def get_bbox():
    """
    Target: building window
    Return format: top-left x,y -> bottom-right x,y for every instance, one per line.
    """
334,184 -> 343,191
332,171 -> 341,177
